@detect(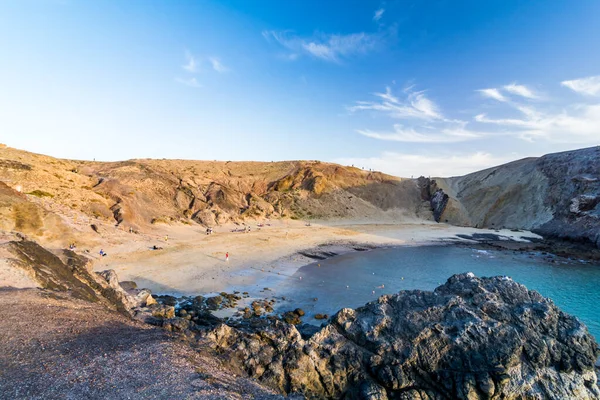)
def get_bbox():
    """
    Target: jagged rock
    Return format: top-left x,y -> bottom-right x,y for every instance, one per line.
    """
155,294 -> 178,306
206,295 -> 223,310
149,304 -> 175,319
203,273 -> 600,399
282,311 -> 302,325
119,281 -> 137,291
296,323 -> 319,340
131,288 -> 156,307
417,177 -> 450,222
5,240 -> 135,315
